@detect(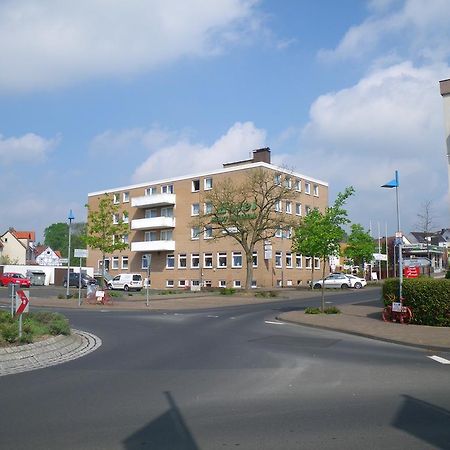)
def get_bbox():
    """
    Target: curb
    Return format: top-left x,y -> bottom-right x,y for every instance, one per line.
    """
276,316 -> 450,352
0,329 -> 102,376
